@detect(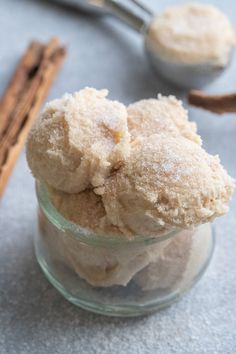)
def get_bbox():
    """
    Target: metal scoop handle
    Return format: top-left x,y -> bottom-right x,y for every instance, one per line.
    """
105,0 -> 149,33
53,0 -> 152,32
